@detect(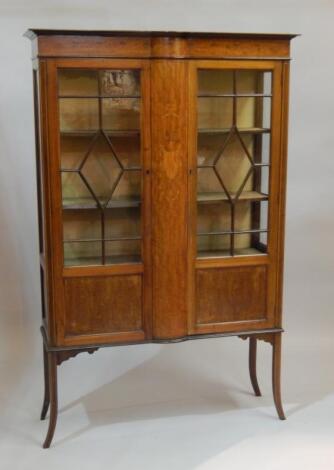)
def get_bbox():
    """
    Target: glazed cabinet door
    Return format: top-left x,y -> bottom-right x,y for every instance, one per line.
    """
44,59 -> 151,346
188,60 -> 284,334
